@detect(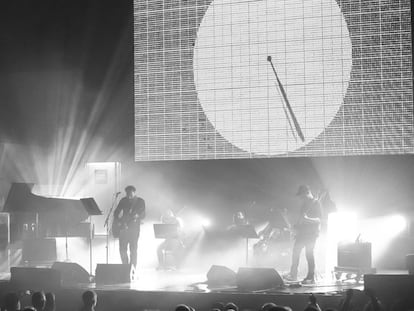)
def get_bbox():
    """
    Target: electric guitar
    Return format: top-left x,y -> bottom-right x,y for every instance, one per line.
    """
111,218 -> 125,238
292,201 -> 322,239
112,210 -> 144,238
